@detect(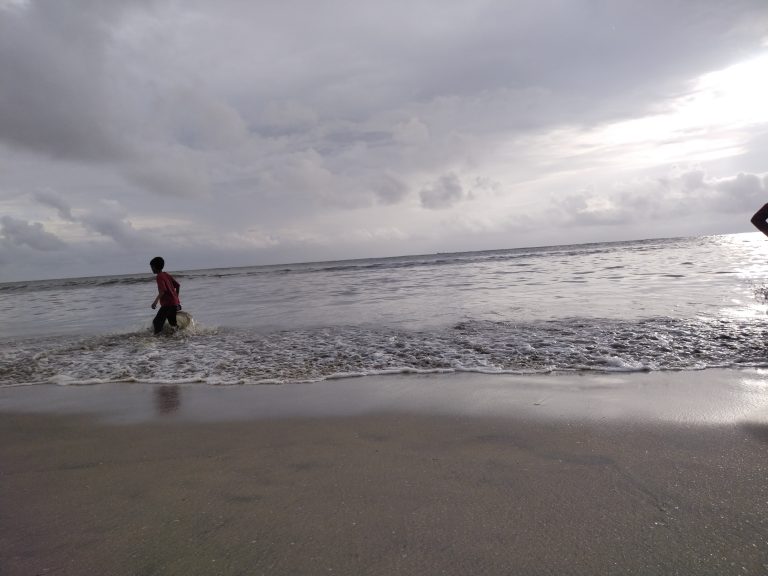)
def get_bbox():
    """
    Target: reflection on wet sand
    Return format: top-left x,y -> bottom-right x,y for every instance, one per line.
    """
154,385 -> 180,415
